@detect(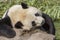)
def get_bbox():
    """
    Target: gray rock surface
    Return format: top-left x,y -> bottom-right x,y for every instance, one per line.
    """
0,28 -> 55,40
